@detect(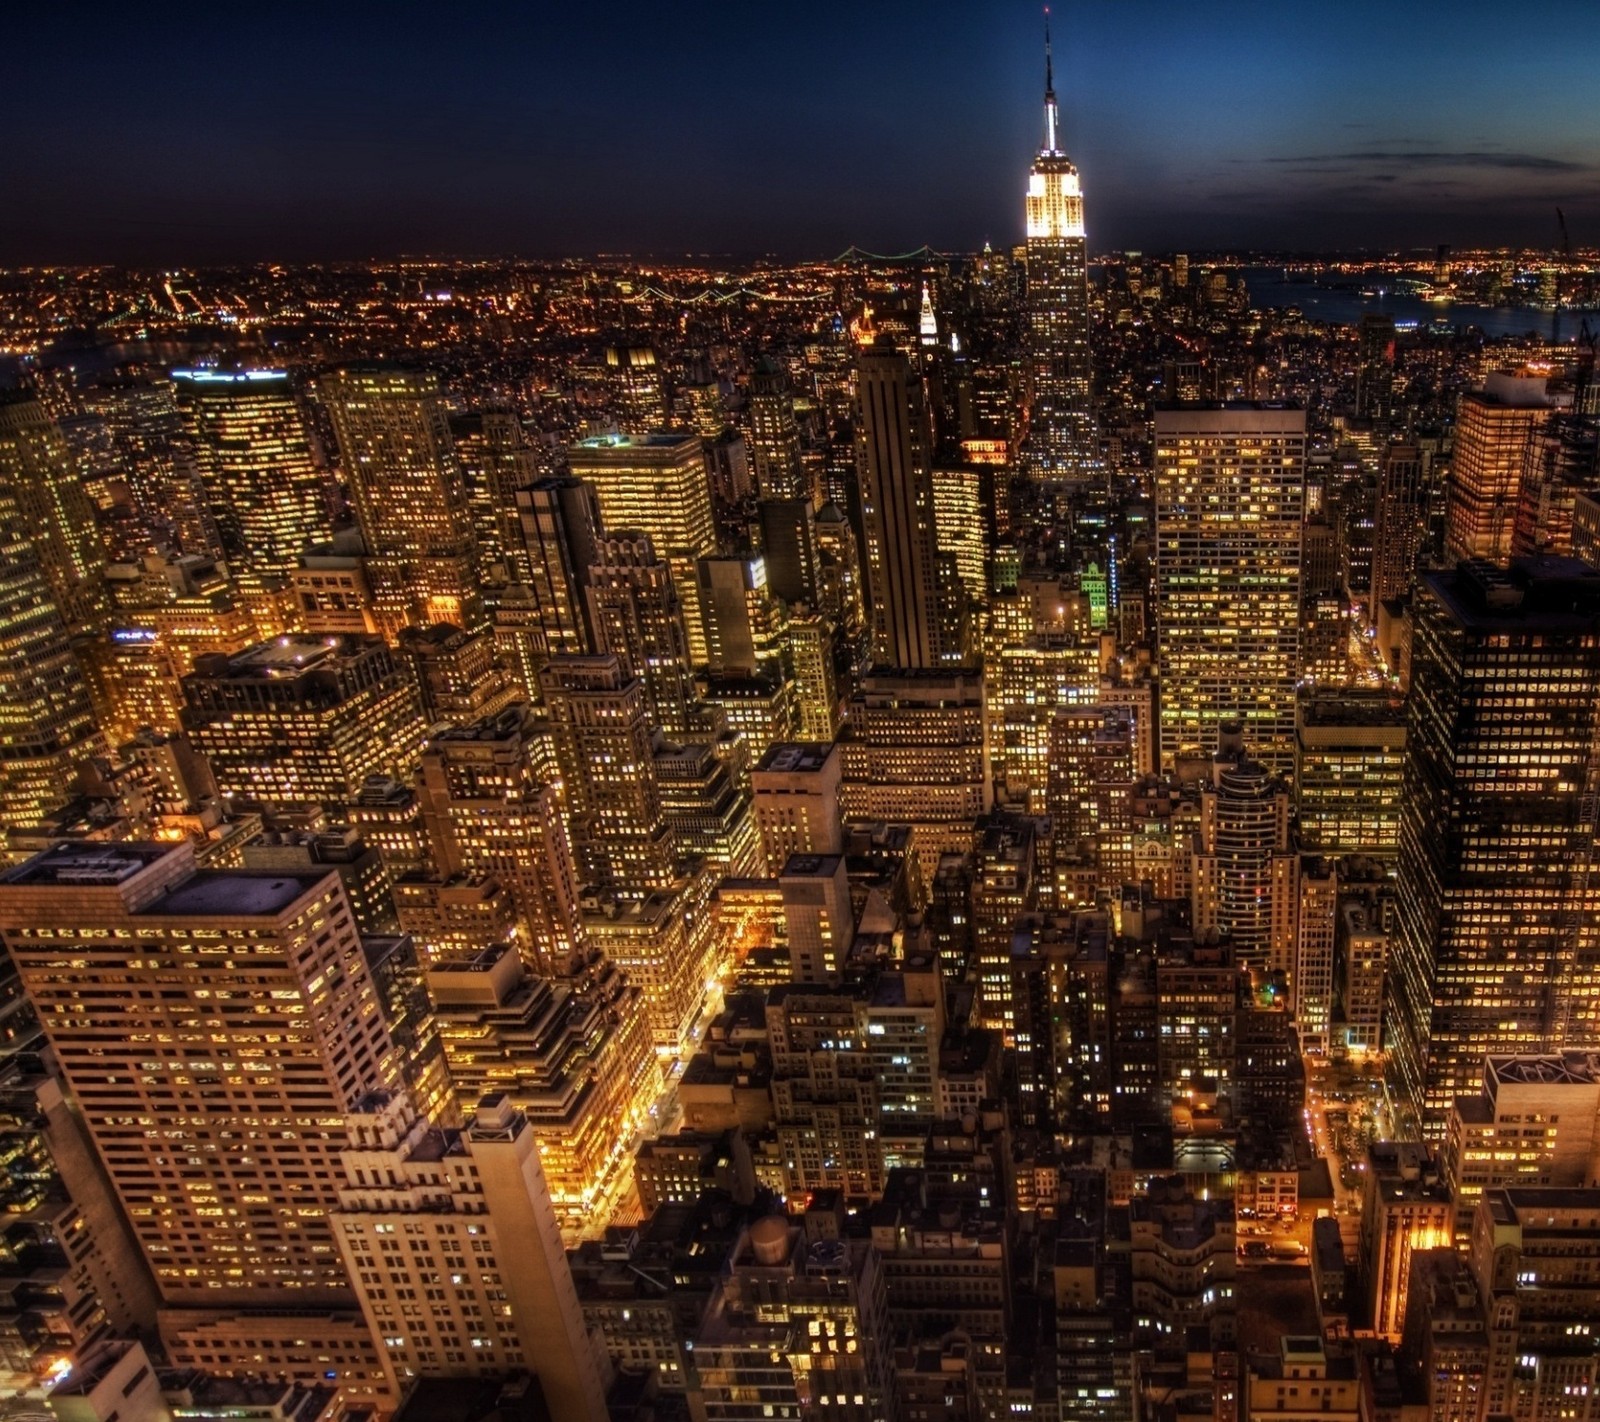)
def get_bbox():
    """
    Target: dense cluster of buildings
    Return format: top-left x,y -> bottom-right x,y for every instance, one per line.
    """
1,38 -> 1600,1422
